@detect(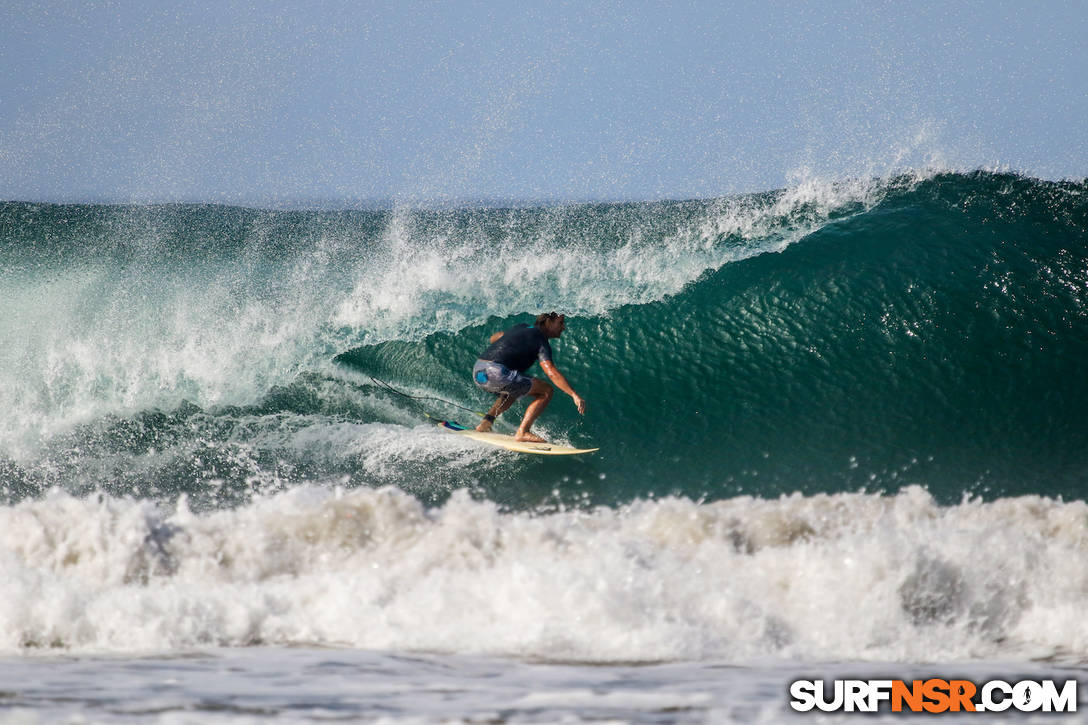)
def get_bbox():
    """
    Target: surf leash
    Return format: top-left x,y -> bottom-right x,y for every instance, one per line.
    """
364,373 -> 488,421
